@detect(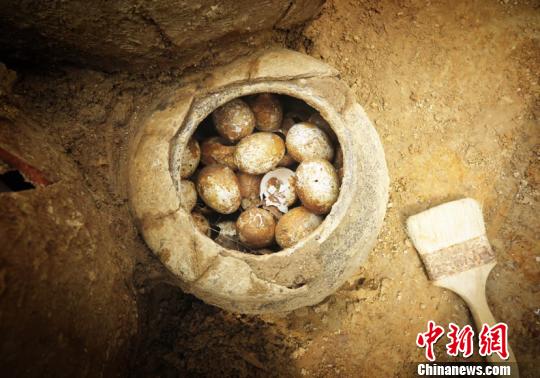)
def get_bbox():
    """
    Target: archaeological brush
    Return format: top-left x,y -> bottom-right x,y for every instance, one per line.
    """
407,198 -> 518,374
